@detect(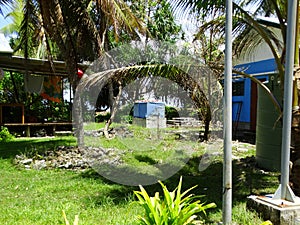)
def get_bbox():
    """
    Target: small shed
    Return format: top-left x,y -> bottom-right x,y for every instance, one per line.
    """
133,101 -> 166,128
